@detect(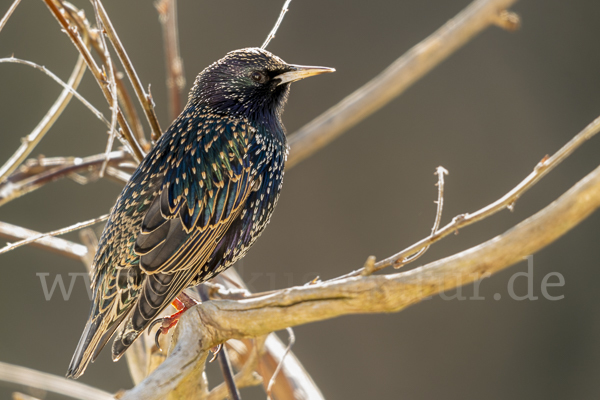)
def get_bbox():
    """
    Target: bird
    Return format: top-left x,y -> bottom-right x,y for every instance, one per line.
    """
66,47 -> 334,379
